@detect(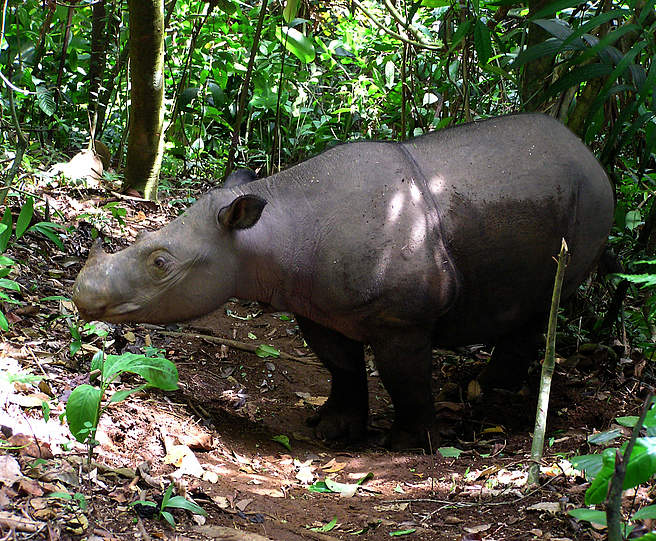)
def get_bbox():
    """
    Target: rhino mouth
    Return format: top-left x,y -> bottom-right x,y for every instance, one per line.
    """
78,301 -> 142,322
